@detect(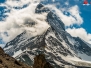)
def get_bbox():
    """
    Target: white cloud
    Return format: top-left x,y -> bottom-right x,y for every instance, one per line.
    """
66,28 -> 91,44
52,0 -> 55,2
68,5 -> 83,25
65,1 -> 69,5
0,0 -> 50,45
83,4 -> 90,6
0,44 -> 5,48
0,0 -> 41,8
46,5 -> 83,26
